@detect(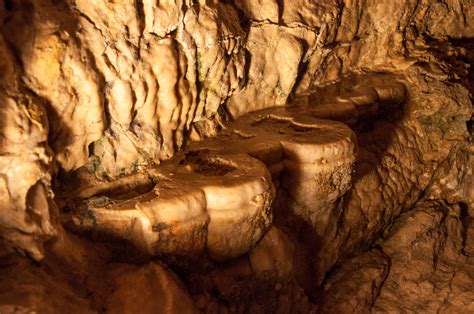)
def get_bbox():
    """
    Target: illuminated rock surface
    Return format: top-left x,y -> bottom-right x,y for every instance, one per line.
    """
0,0 -> 473,312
